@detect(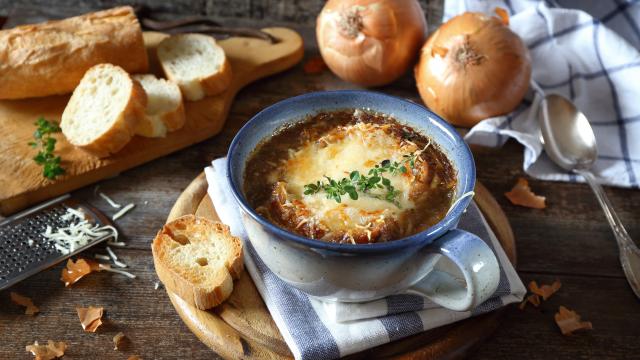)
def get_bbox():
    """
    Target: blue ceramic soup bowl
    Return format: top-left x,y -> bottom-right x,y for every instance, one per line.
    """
227,91 -> 499,311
